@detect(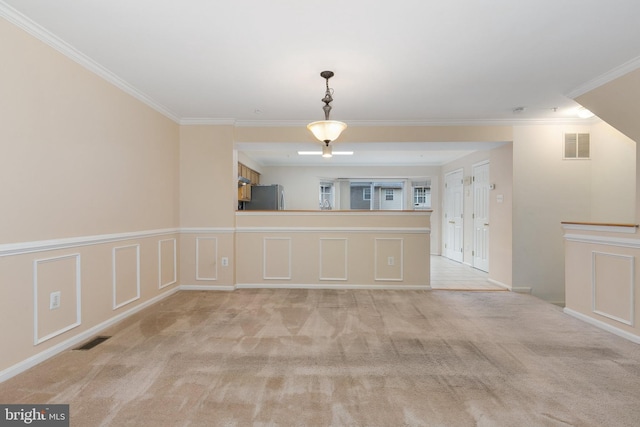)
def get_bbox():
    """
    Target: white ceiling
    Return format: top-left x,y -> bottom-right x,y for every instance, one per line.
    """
3,0 -> 640,166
